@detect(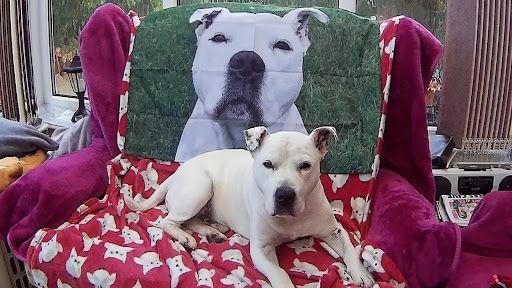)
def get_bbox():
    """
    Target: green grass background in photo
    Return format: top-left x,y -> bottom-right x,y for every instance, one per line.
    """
125,2 -> 381,174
